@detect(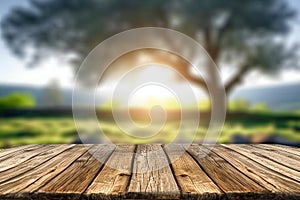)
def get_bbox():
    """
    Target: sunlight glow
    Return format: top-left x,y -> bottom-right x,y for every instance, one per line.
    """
129,85 -> 180,109
97,64 -> 206,109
